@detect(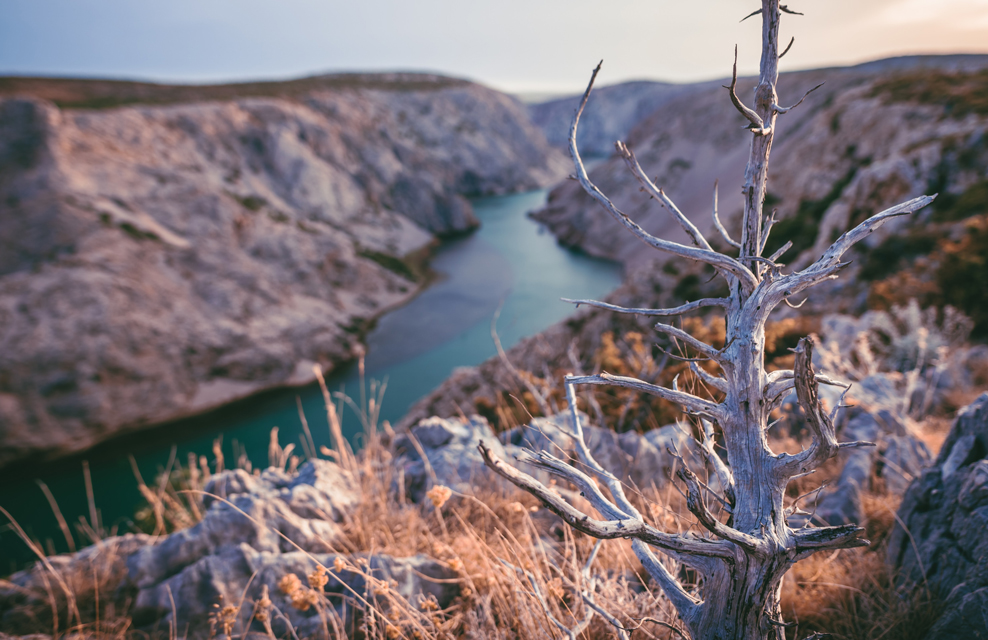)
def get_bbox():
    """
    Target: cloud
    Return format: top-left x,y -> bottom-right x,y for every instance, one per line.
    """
876,0 -> 988,28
